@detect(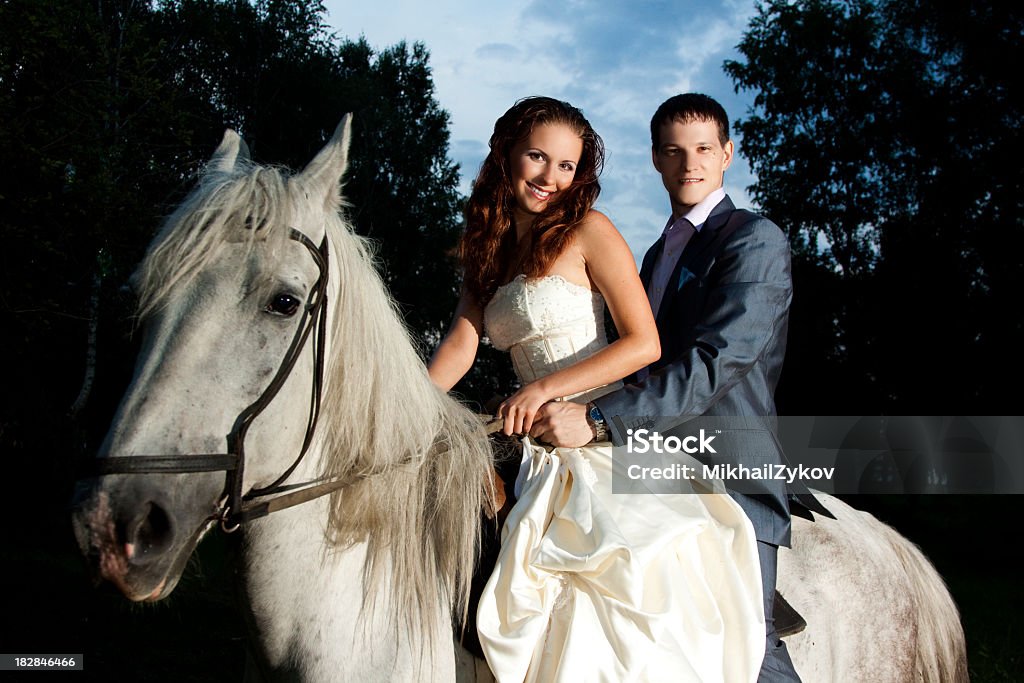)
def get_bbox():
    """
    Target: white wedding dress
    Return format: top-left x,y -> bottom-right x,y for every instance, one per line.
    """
478,274 -> 765,683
